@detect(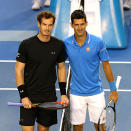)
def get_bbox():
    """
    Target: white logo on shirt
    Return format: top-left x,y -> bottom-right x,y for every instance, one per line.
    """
50,51 -> 56,55
20,90 -> 24,93
17,53 -> 20,57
